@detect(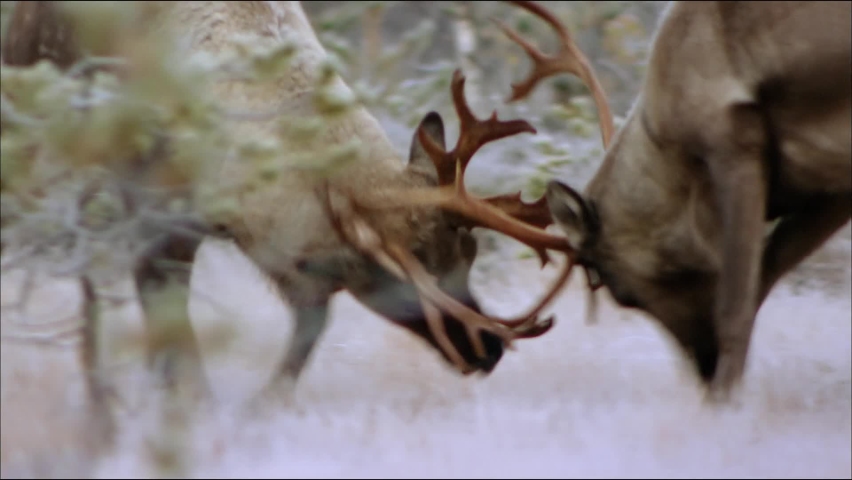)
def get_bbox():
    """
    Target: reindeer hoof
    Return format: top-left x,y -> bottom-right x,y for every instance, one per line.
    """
703,353 -> 746,409
703,385 -> 745,411
243,380 -> 303,420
